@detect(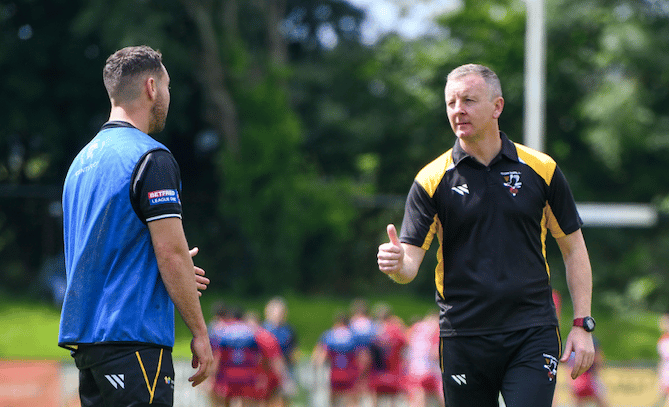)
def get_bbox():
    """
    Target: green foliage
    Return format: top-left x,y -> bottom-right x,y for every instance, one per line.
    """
579,308 -> 661,362
216,64 -> 358,293
3,0 -> 669,318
